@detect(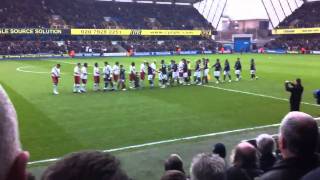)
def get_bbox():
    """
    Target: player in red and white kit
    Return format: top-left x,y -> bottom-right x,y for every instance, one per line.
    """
81,63 -> 88,93
93,62 -> 100,91
140,61 -> 146,88
129,62 -> 136,89
113,62 -> 120,90
73,63 -> 81,93
51,64 -> 61,95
